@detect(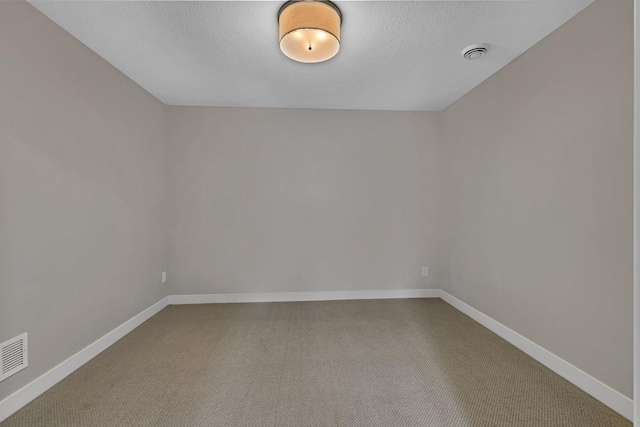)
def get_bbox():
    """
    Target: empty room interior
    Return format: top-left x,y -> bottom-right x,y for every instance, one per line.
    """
0,0 -> 637,426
